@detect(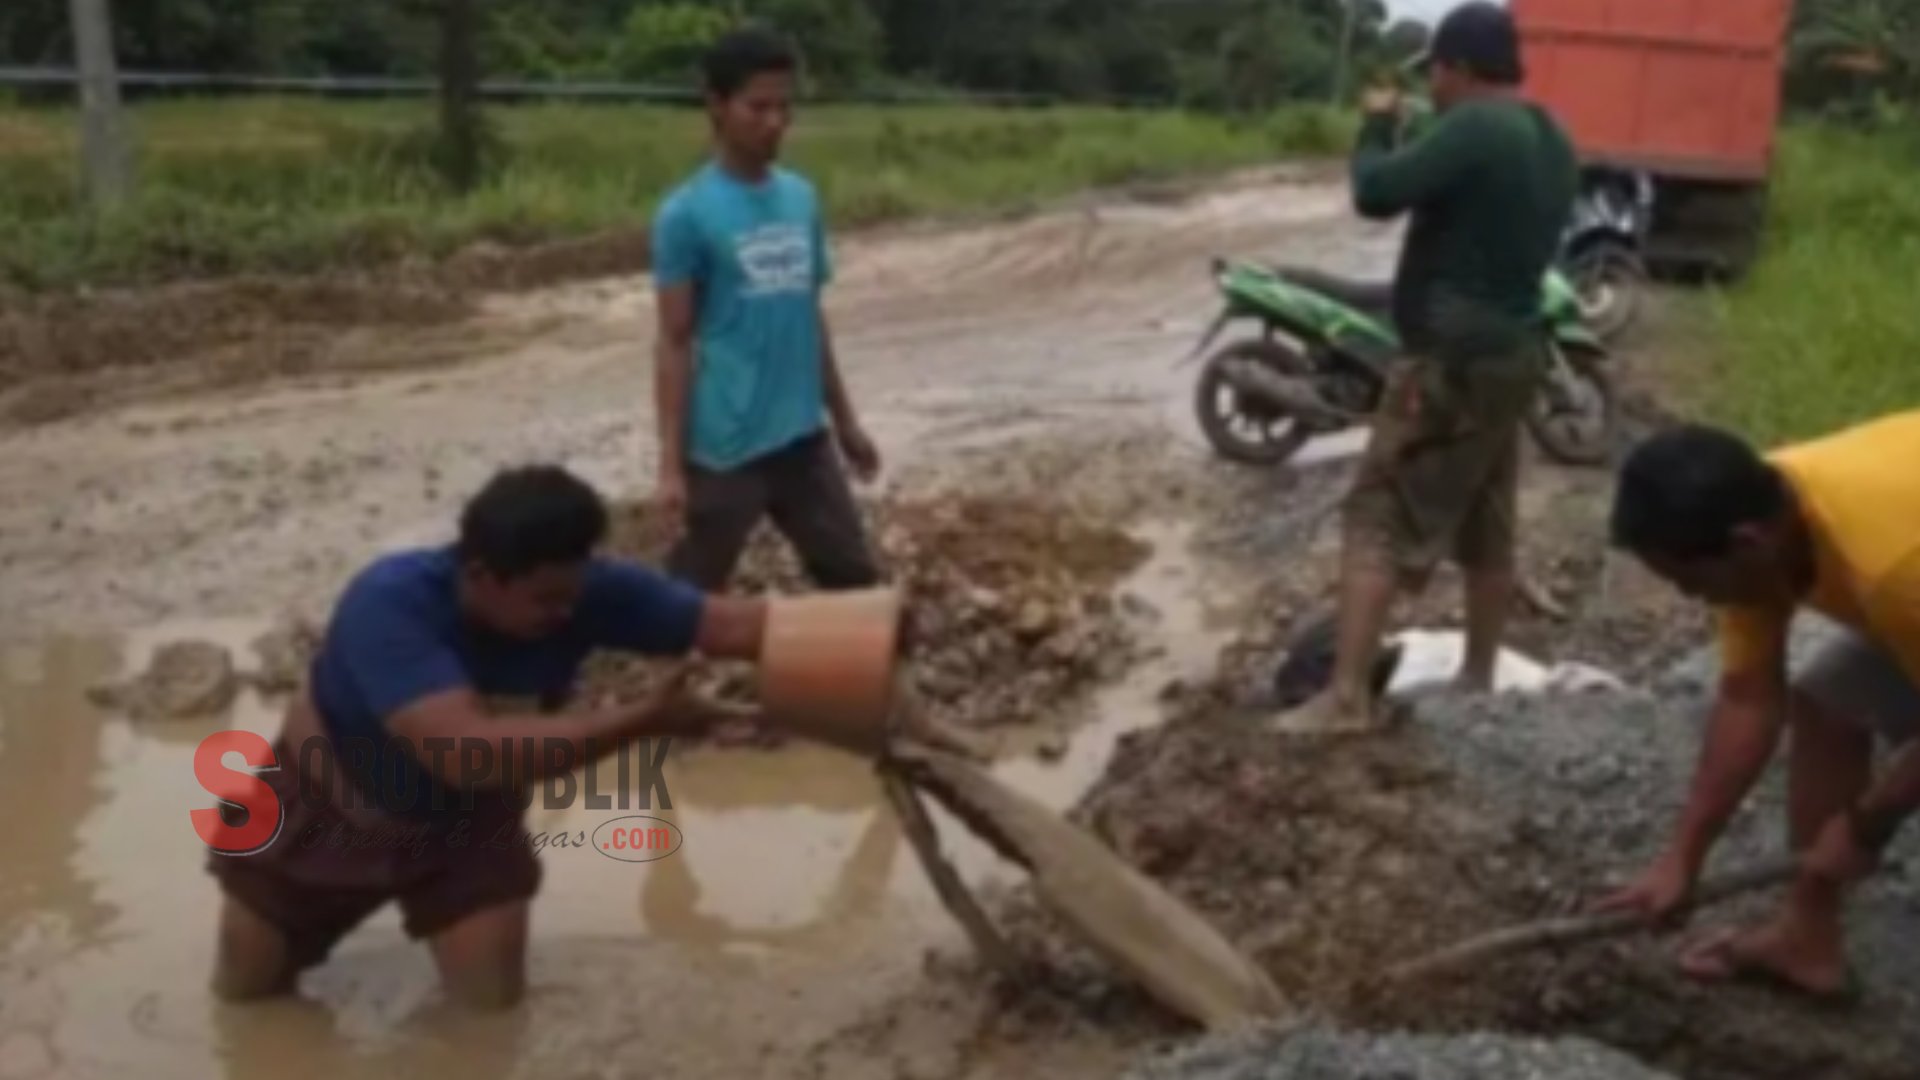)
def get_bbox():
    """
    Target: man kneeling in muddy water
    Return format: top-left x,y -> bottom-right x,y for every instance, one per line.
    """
206,464 -> 772,1009
1599,413 -> 1920,997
